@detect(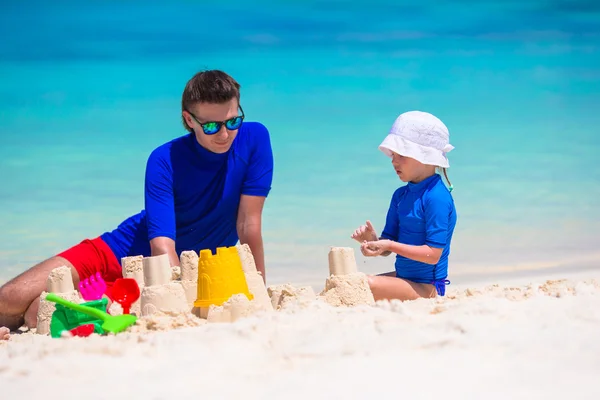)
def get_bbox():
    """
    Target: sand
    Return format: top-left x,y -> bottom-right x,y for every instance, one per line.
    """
121,255 -> 145,315
205,293 -> 257,323
237,244 -> 273,312
328,246 -> 358,275
320,272 -> 375,306
268,284 -> 316,310
140,282 -> 189,316
36,266 -> 82,335
121,255 -> 144,284
2,273 -> 599,399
